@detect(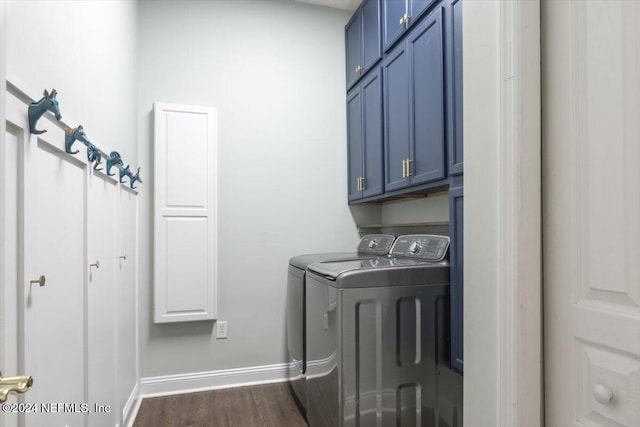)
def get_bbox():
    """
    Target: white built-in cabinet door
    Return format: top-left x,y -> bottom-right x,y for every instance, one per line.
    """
87,173 -> 118,427
543,1 -> 640,426
153,103 -> 217,323
22,120 -> 86,427
116,186 -> 137,420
